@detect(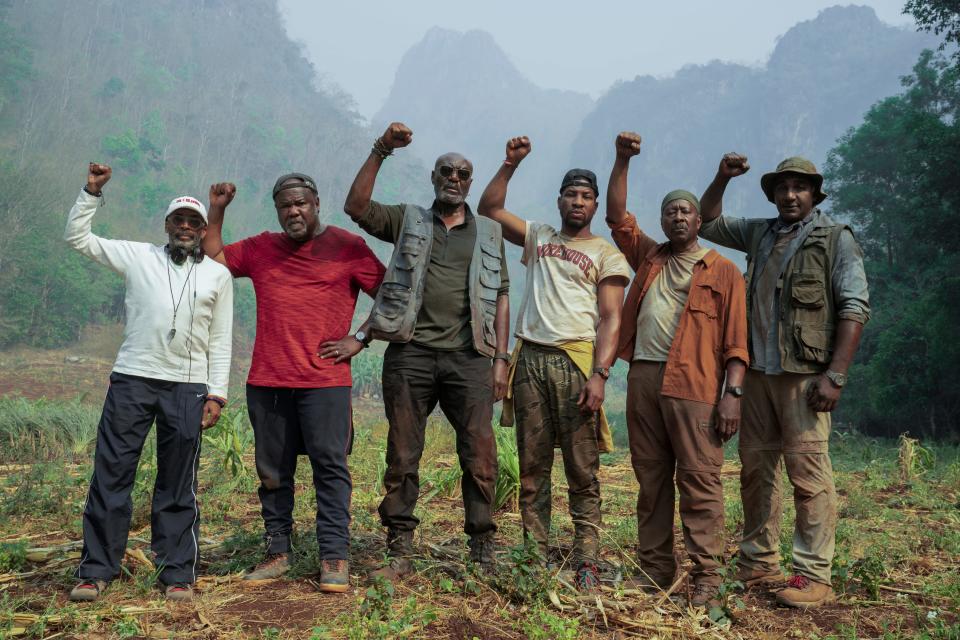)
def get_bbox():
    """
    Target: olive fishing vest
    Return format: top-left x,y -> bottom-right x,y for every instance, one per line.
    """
744,211 -> 848,374
367,204 -> 503,357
